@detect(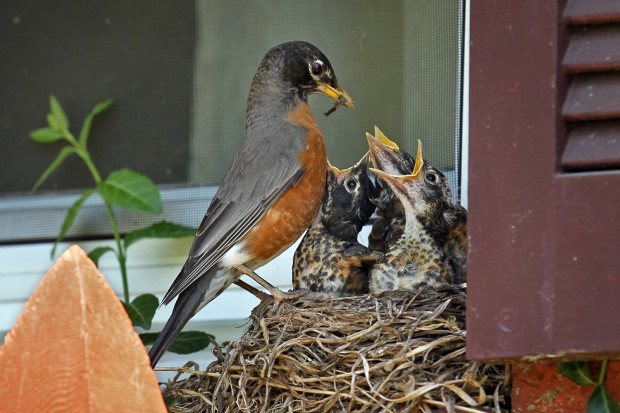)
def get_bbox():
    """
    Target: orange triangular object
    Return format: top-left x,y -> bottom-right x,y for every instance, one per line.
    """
0,245 -> 166,413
